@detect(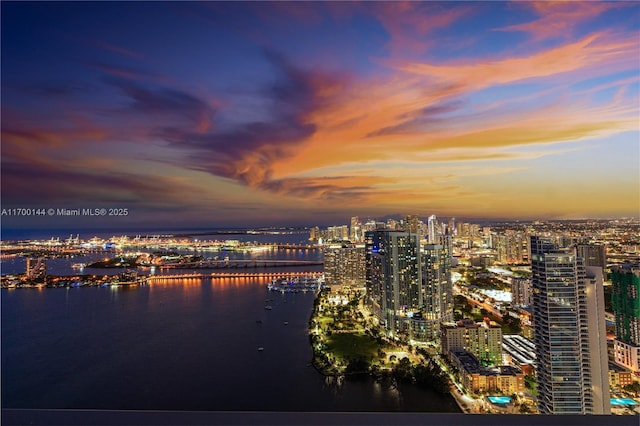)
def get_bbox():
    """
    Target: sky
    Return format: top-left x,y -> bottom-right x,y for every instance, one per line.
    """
1,1 -> 639,231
